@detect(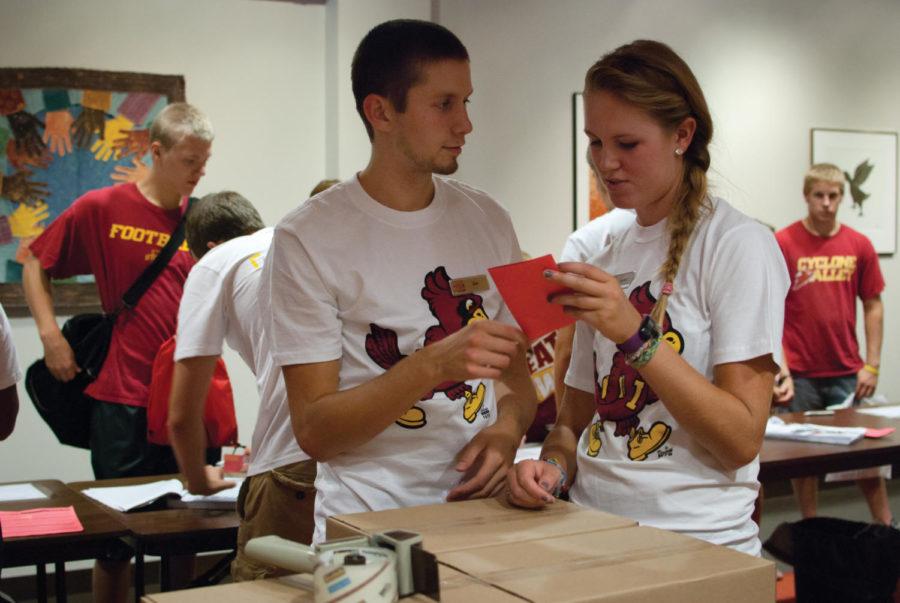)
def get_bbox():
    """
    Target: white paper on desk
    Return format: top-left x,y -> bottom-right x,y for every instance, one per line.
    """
857,406 -> 900,419
174,478 -> 243,509
765,416 -> 866,445
82,479 -> 184,512
0,483 -> 47,502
